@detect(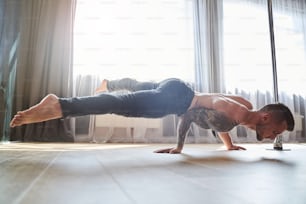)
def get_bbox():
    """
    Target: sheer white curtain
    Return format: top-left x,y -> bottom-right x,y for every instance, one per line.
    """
223,0 -> 306,142
193,0 -> 224,93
